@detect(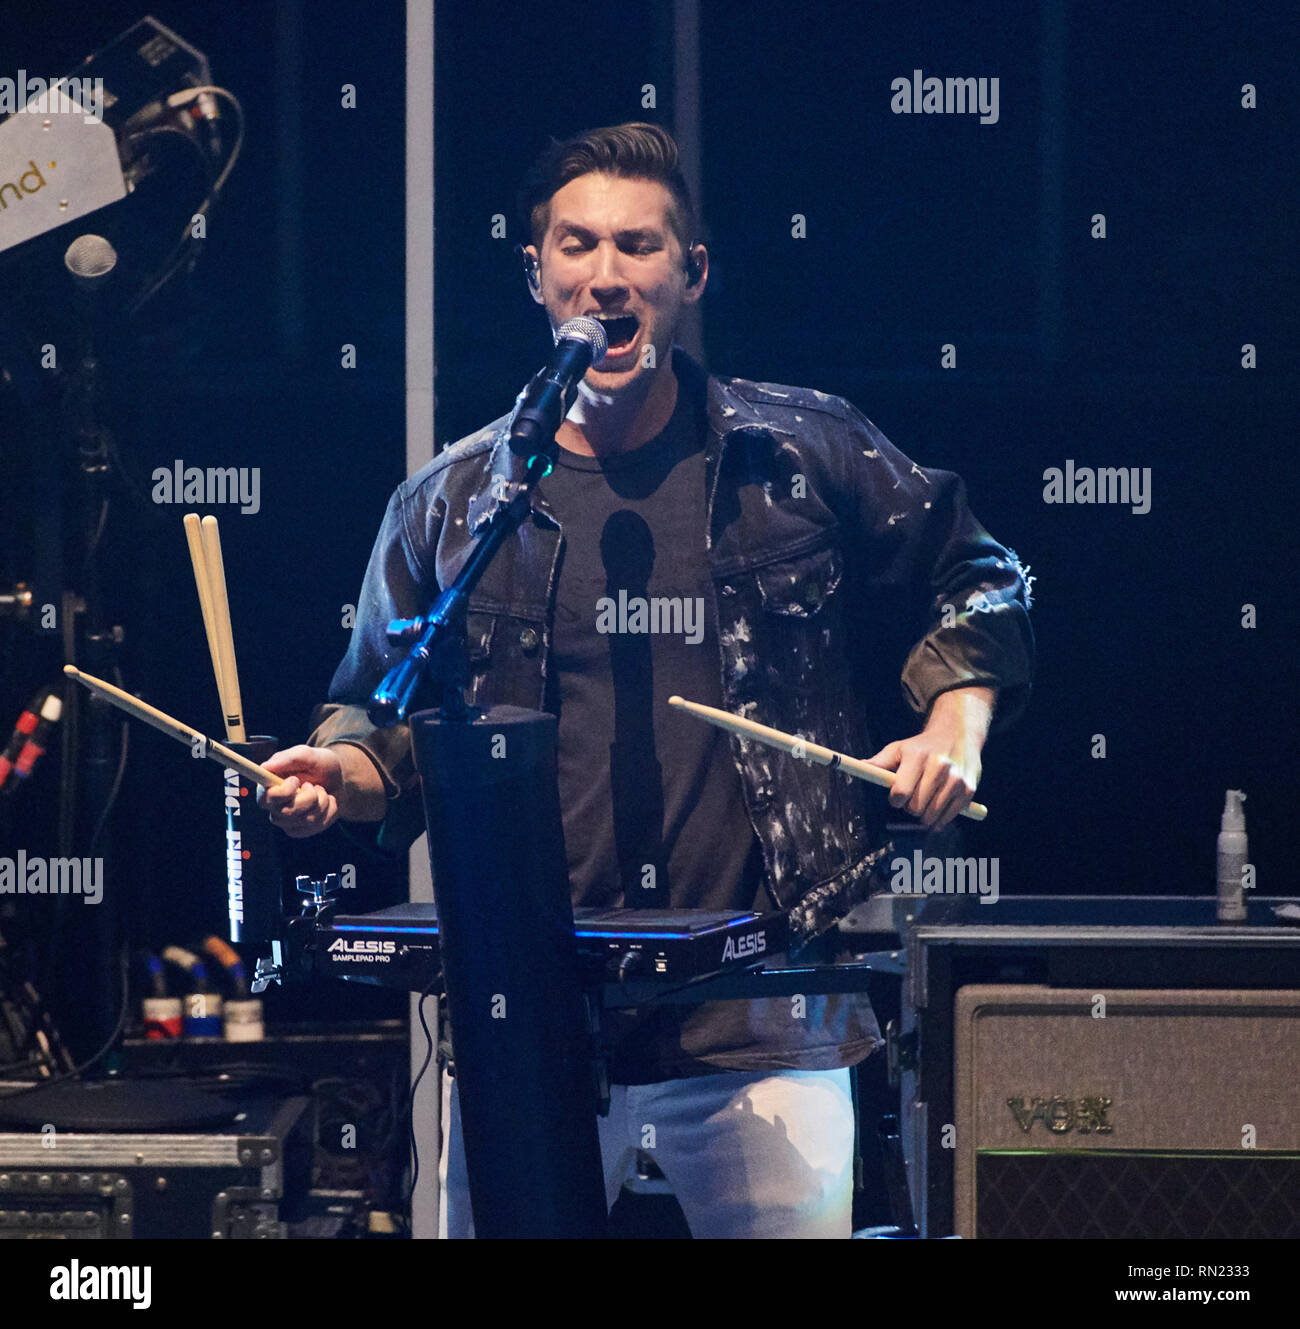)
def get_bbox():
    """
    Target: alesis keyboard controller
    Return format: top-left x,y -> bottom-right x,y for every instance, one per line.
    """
312,901 -> 787,992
